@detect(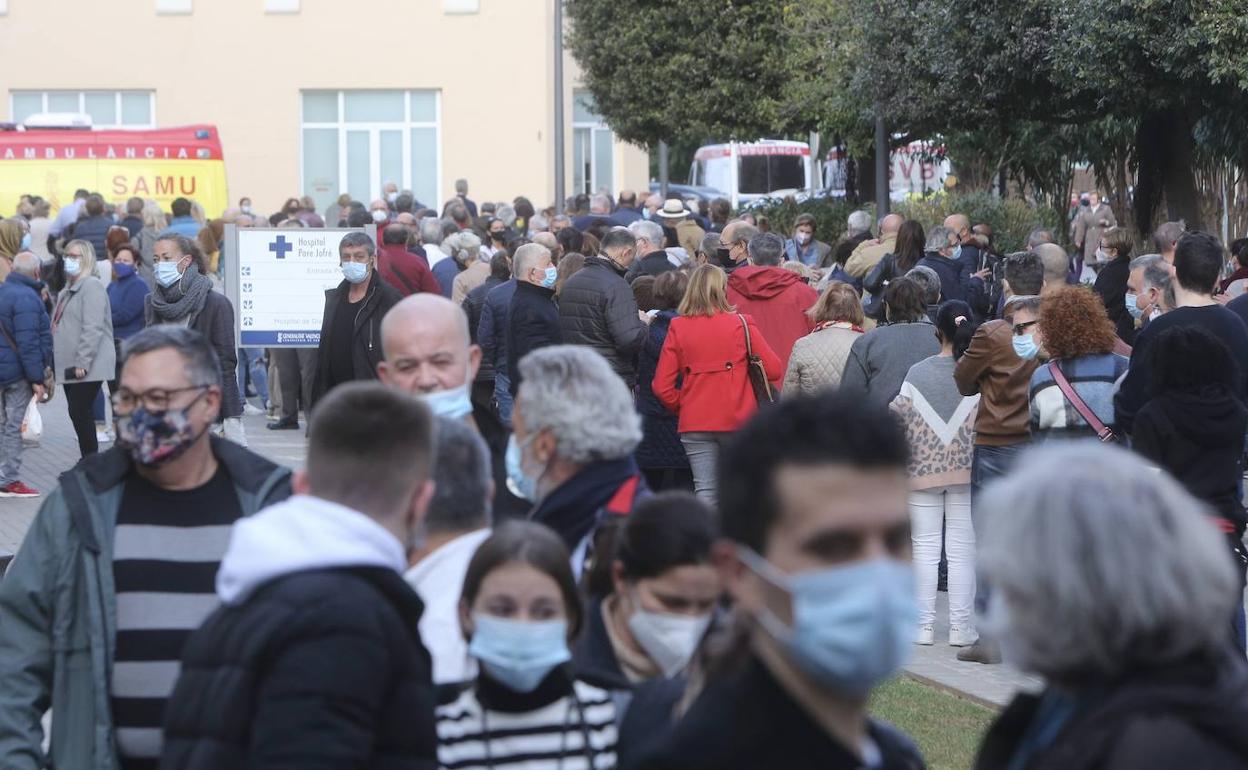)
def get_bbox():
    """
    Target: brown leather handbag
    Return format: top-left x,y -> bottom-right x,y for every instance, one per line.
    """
738,314 -> 774,405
